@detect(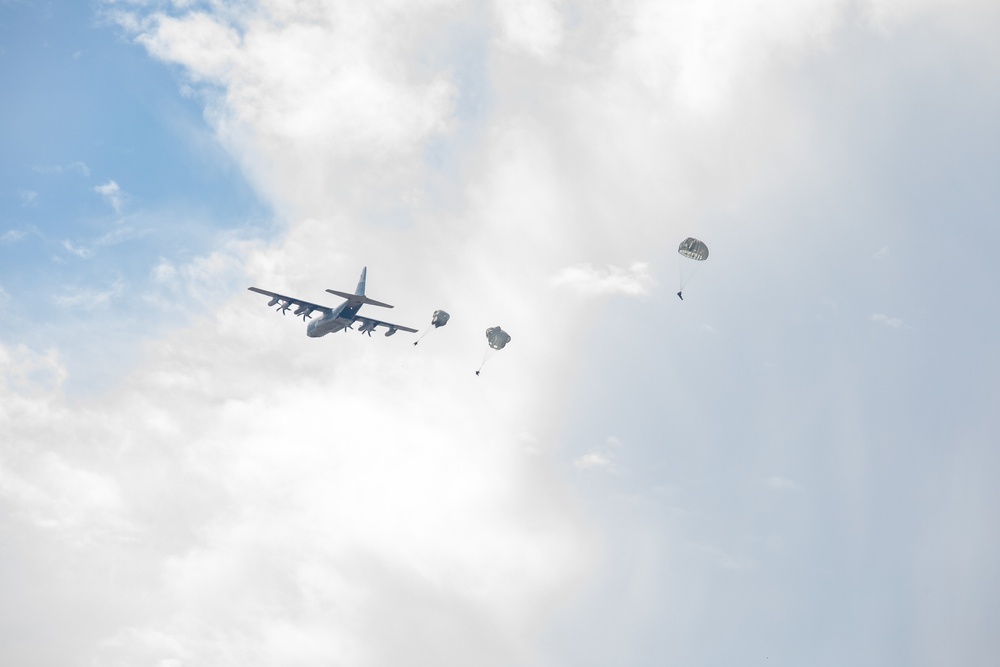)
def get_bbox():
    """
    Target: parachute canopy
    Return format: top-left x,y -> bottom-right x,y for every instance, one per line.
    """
678,237 -> 709,261
486,326 -> 511,350
431,310 -> 450,328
